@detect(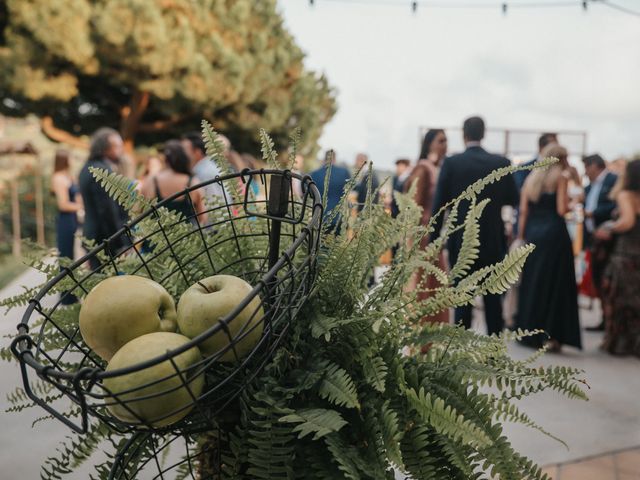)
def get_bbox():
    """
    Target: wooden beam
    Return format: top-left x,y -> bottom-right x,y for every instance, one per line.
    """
34,155 -> 45,245
11,179 -> 21,257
